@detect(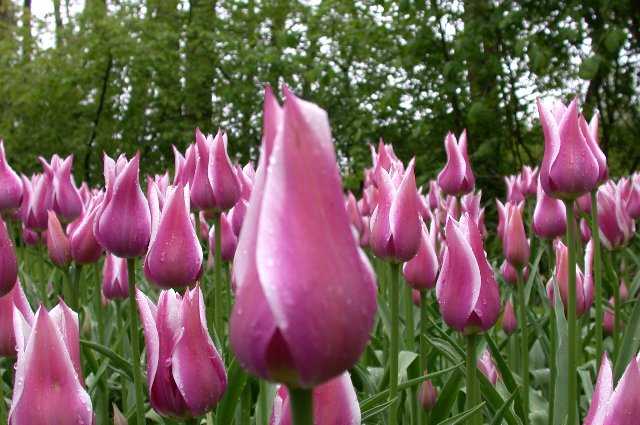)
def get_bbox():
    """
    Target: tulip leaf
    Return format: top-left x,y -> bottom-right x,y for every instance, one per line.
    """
436,401 -> 485,425
477,372 -> 523,425
361,397 -> 398,423
484,333 -> 523,418
490,388 -> 520,425
613,295 -> 640,379
398,350 -> 418,383
429,370 -> 463,423
552,281 -> 569,425
80,339 -> 133,379
525,248 -> 544,303
215,357 -> 249,425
